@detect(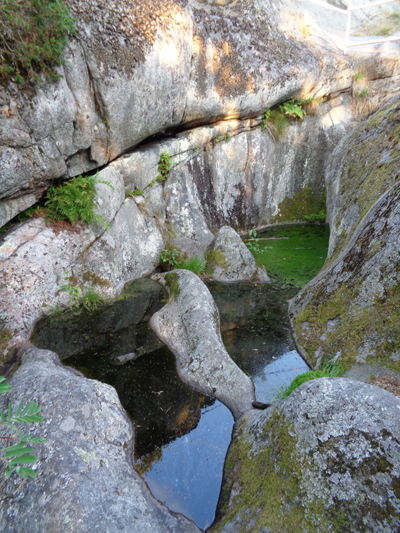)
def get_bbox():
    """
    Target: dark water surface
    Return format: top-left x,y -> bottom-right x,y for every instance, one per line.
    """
32,224 -> 329,530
